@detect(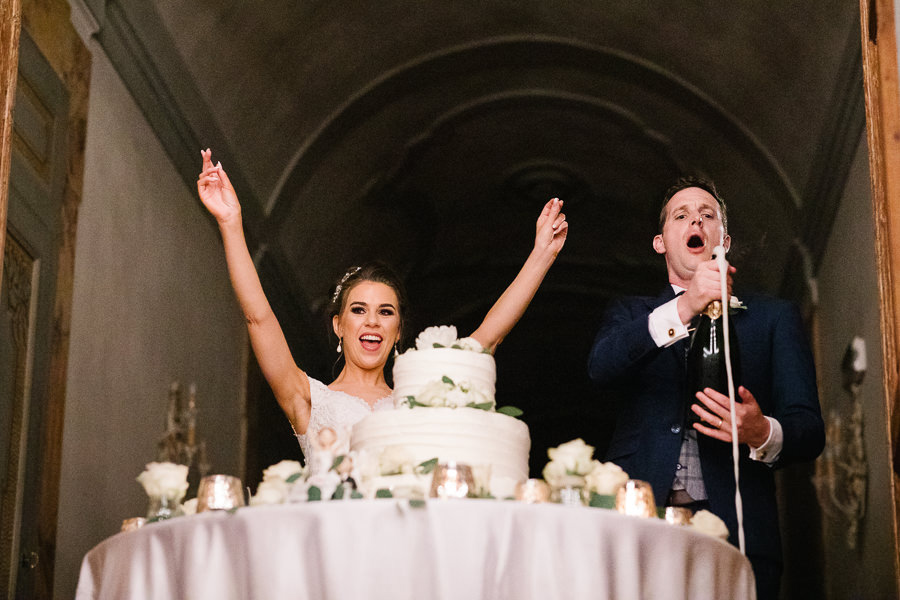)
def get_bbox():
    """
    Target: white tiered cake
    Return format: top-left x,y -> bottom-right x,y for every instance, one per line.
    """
350,327 -> 530,498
